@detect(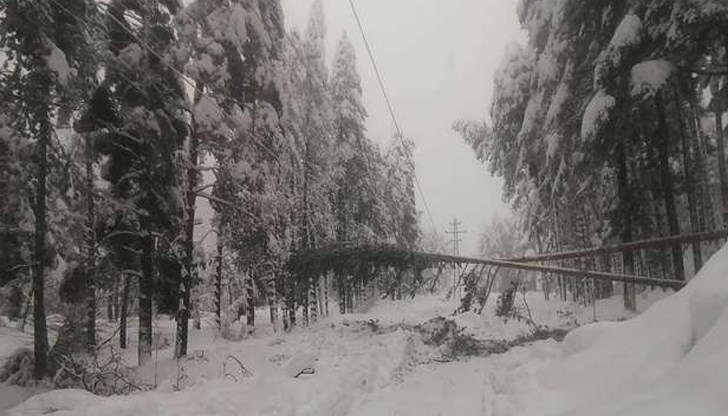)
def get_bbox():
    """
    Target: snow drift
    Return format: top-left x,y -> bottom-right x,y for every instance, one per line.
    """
534,242 -> 728,415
